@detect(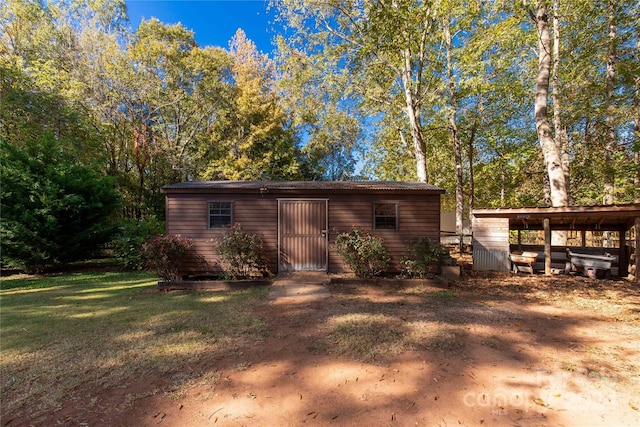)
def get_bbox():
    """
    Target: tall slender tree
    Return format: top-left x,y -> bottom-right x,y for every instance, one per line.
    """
603,0 -> 618,205
443,16 -> 464,235
530,1 -> 568,208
